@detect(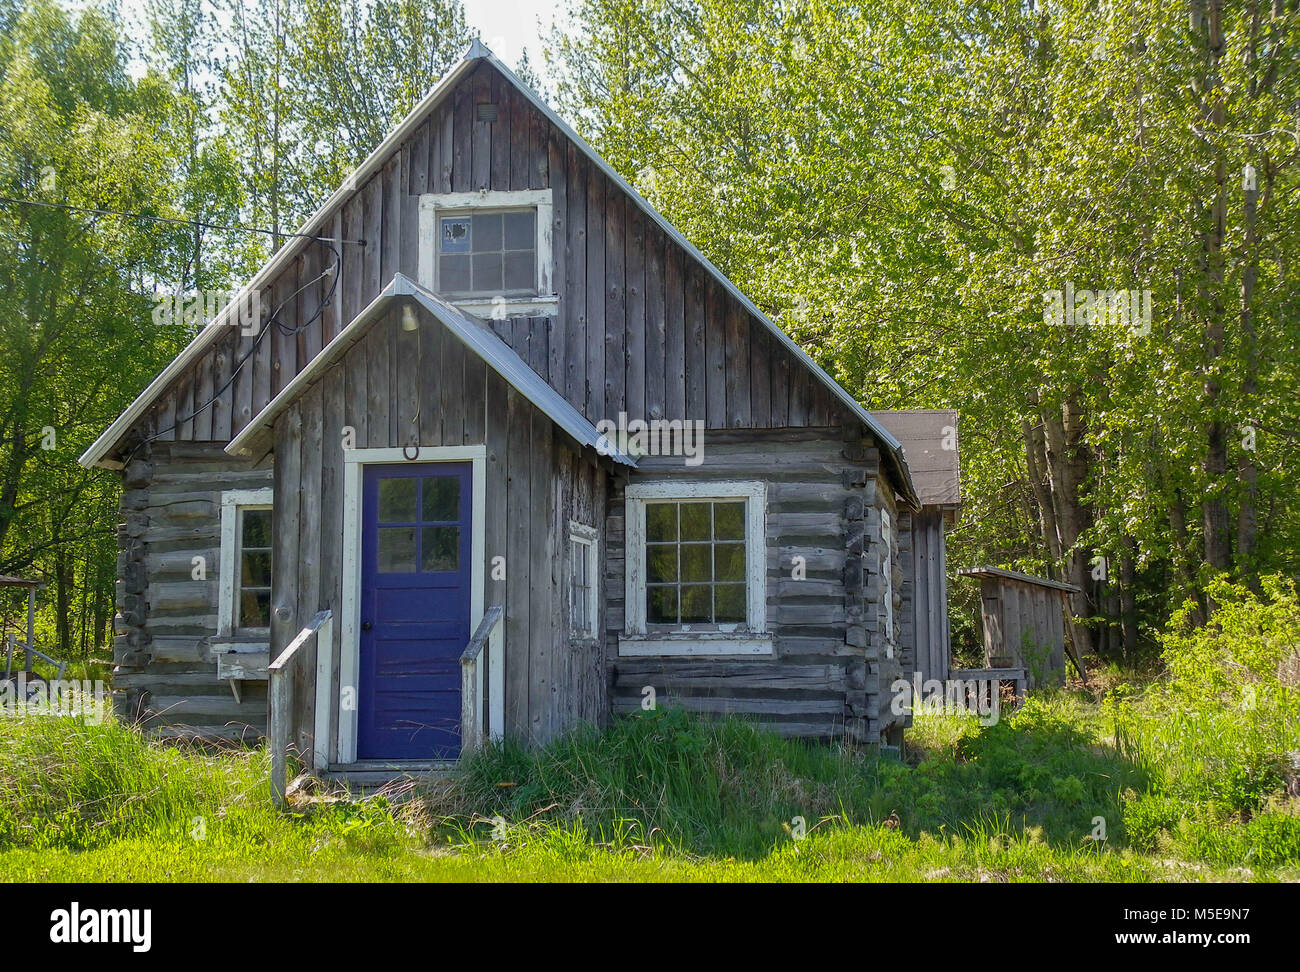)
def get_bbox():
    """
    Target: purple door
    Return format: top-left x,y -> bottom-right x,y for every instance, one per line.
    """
358,462 -> 472,759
